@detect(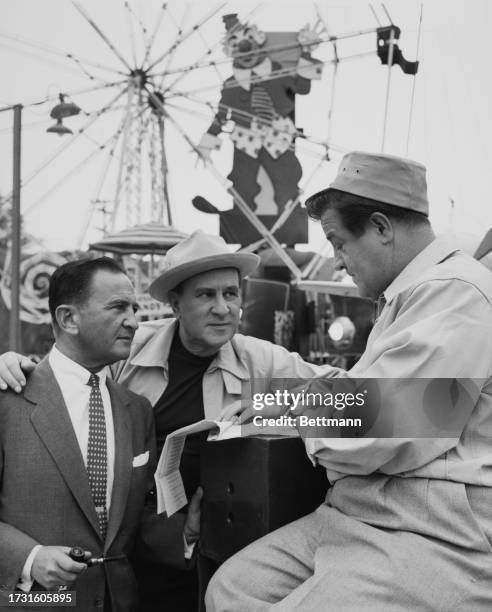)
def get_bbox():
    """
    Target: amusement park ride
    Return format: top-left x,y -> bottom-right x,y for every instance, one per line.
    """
0,1 -> 423,365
